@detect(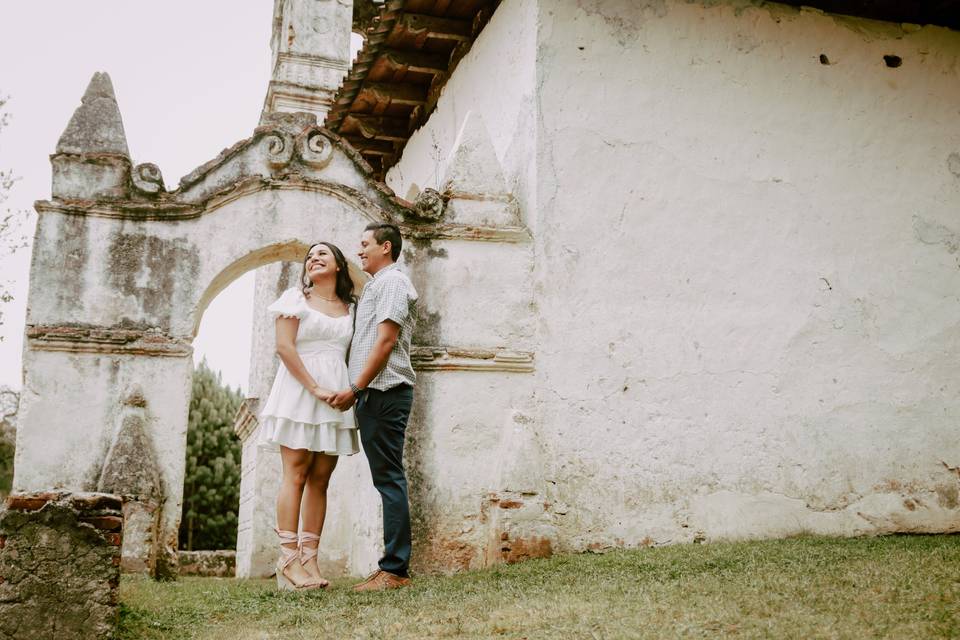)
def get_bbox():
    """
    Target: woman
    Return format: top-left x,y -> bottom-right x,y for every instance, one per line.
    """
258,242 -> 359,590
